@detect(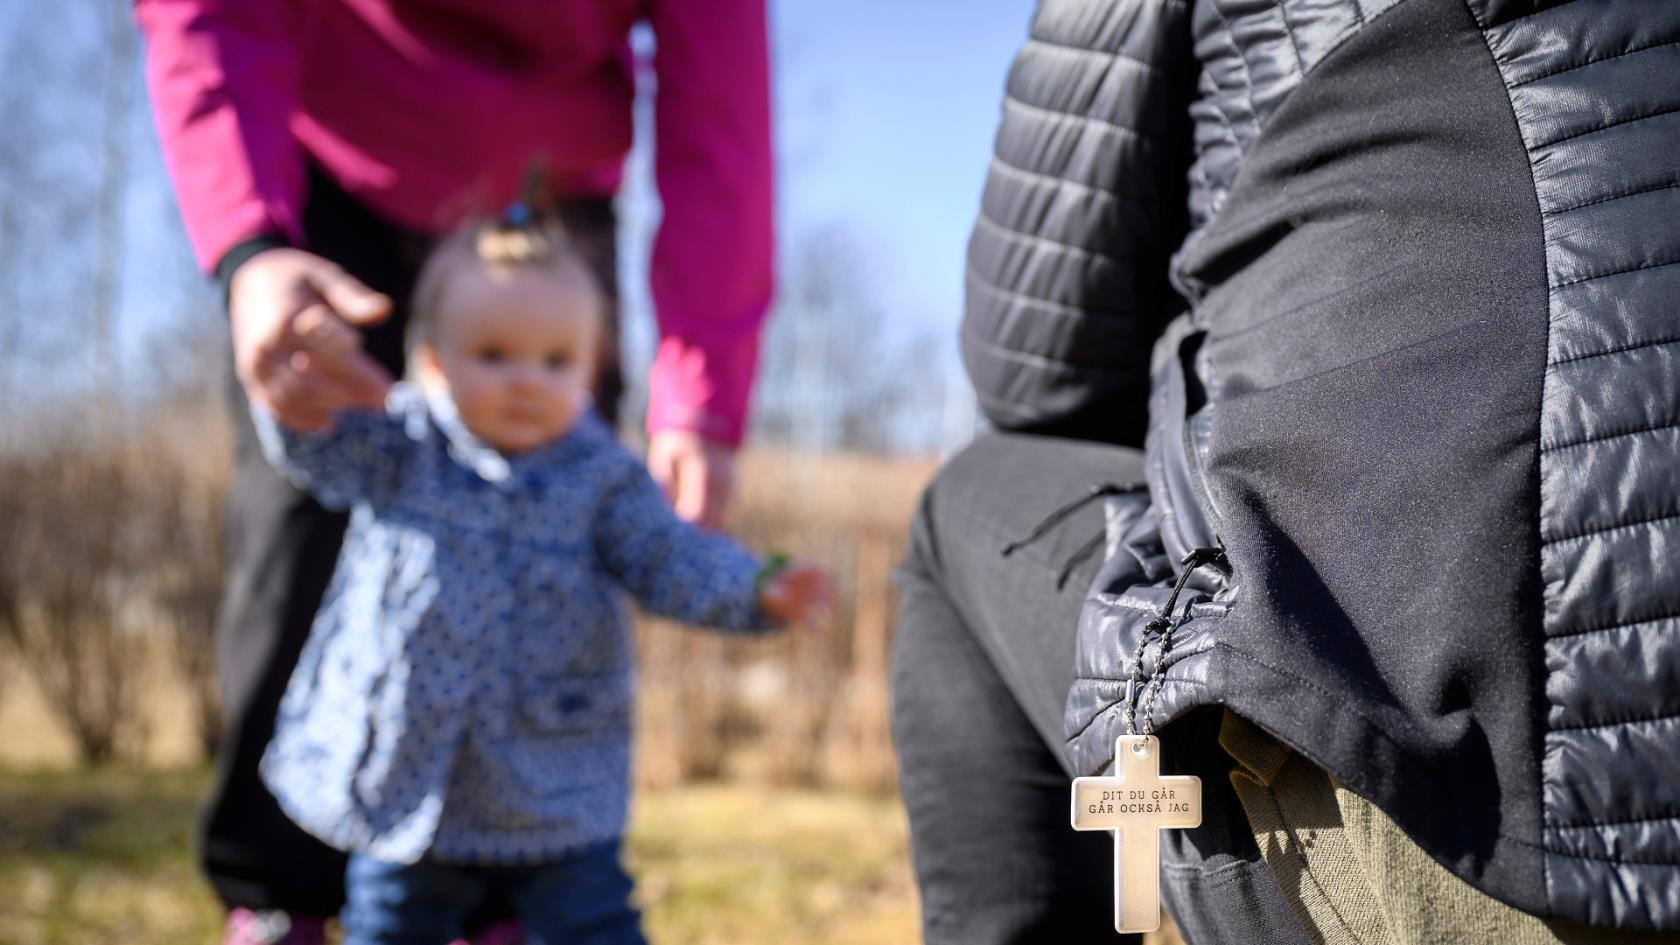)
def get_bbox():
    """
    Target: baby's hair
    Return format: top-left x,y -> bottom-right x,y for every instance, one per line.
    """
406,209 -> 591,367
472,212 -> 569,267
